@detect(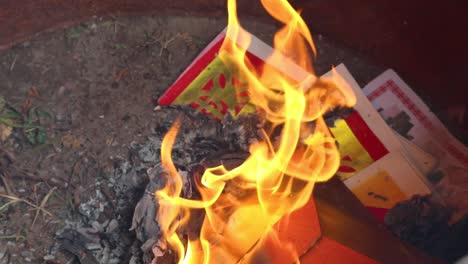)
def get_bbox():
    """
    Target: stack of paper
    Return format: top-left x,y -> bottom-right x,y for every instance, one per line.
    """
158,28 -> 449,222
322,66 -> 433,221
363,70 -> 468,219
